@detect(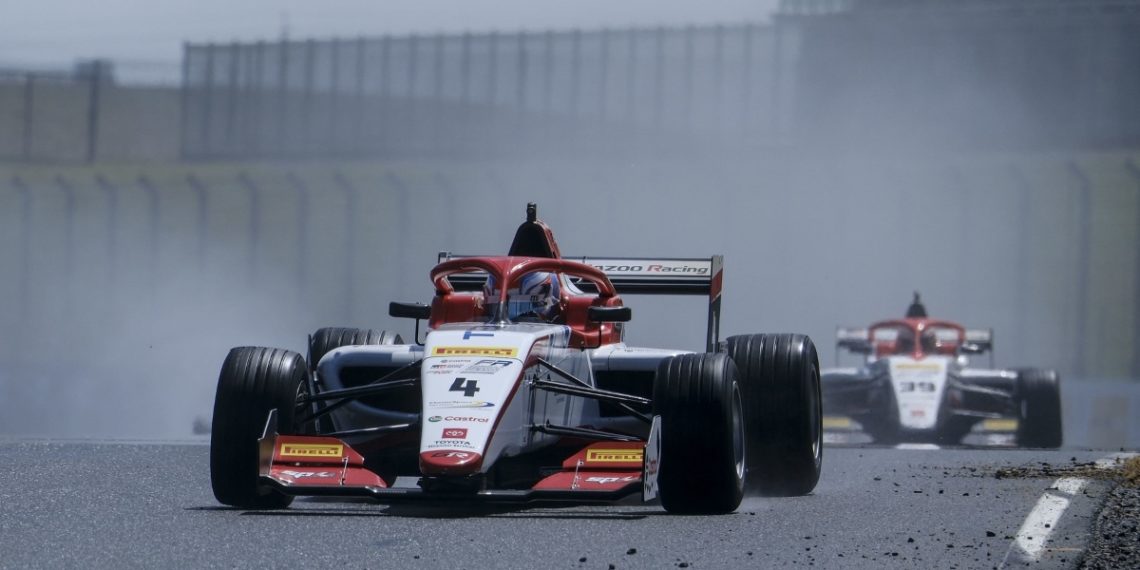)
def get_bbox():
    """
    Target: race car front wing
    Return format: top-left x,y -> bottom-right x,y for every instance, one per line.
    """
256,410 -> 662,505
